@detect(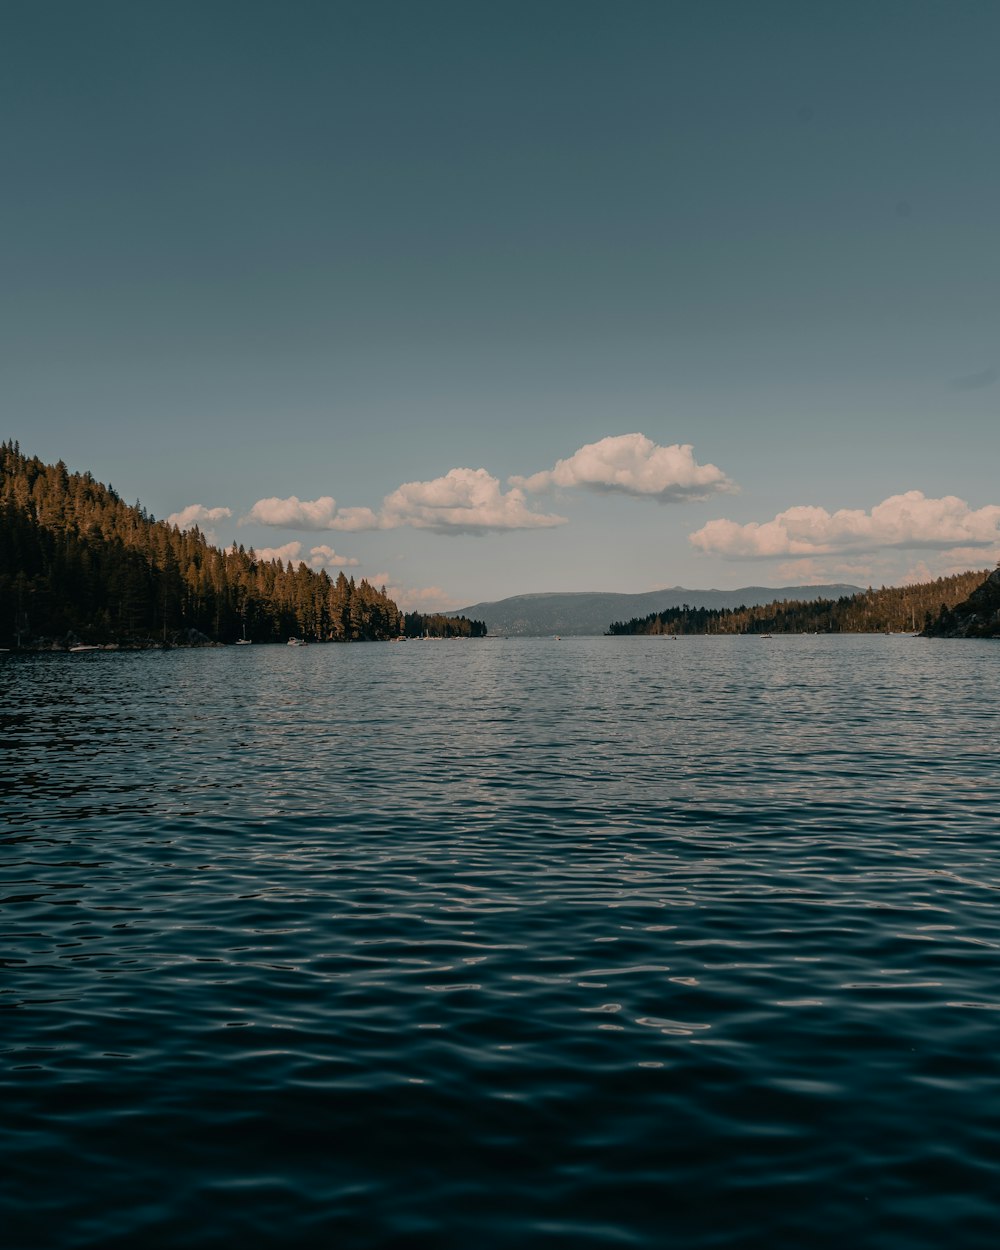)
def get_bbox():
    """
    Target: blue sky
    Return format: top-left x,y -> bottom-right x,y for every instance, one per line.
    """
3,0 -> 998,608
